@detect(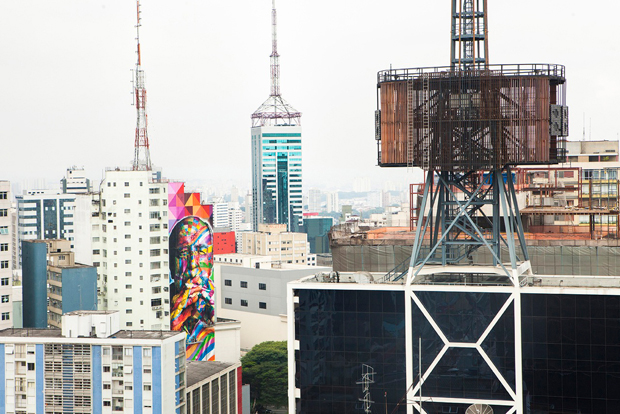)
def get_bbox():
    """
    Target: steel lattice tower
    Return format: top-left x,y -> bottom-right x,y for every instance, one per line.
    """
132,0 -> 152,171
450,0 -> 489,70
